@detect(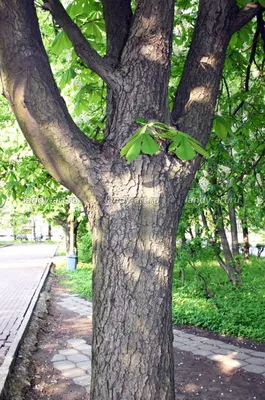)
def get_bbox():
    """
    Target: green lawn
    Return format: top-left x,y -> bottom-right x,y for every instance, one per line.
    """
56,261 -> 93,299
55,249 -> 265,342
